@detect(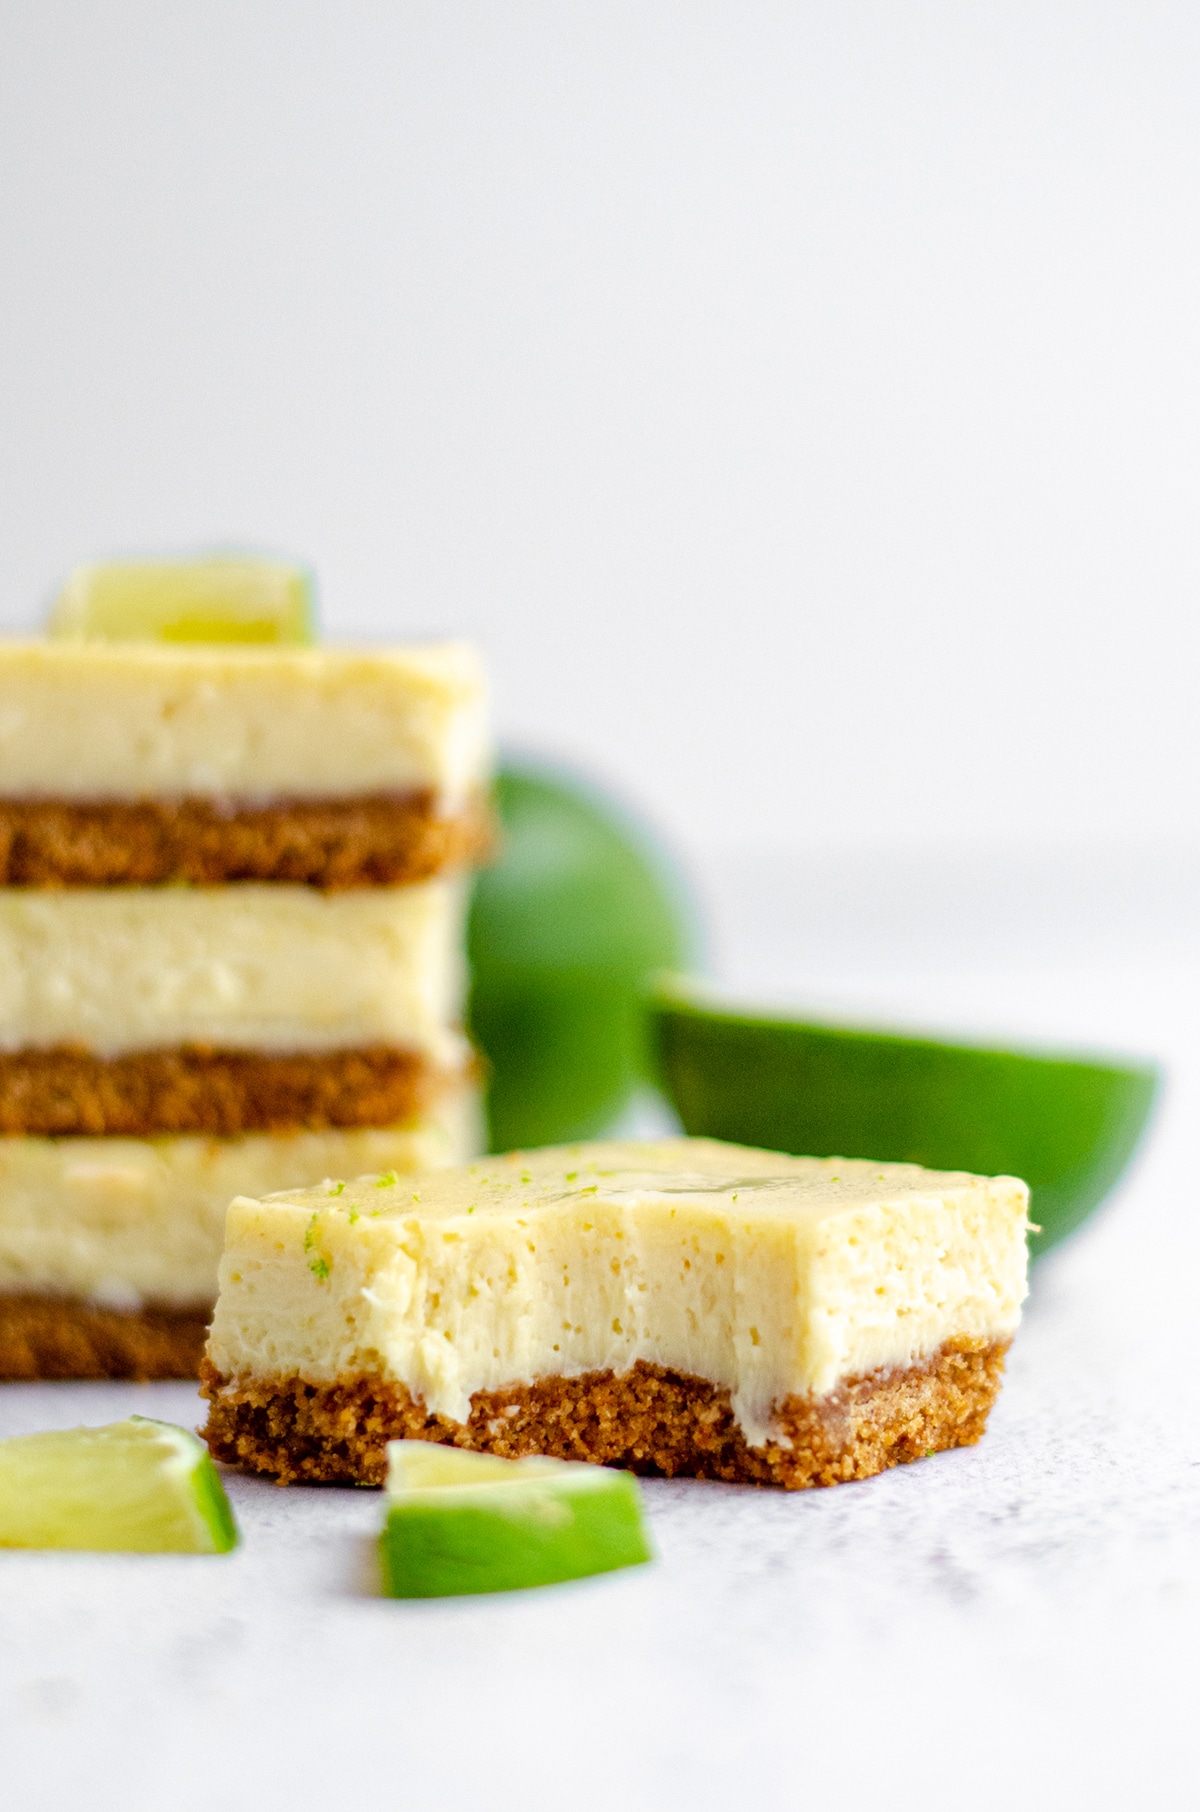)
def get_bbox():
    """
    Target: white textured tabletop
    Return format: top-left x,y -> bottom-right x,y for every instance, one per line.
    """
4,848 -> 1199,1812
